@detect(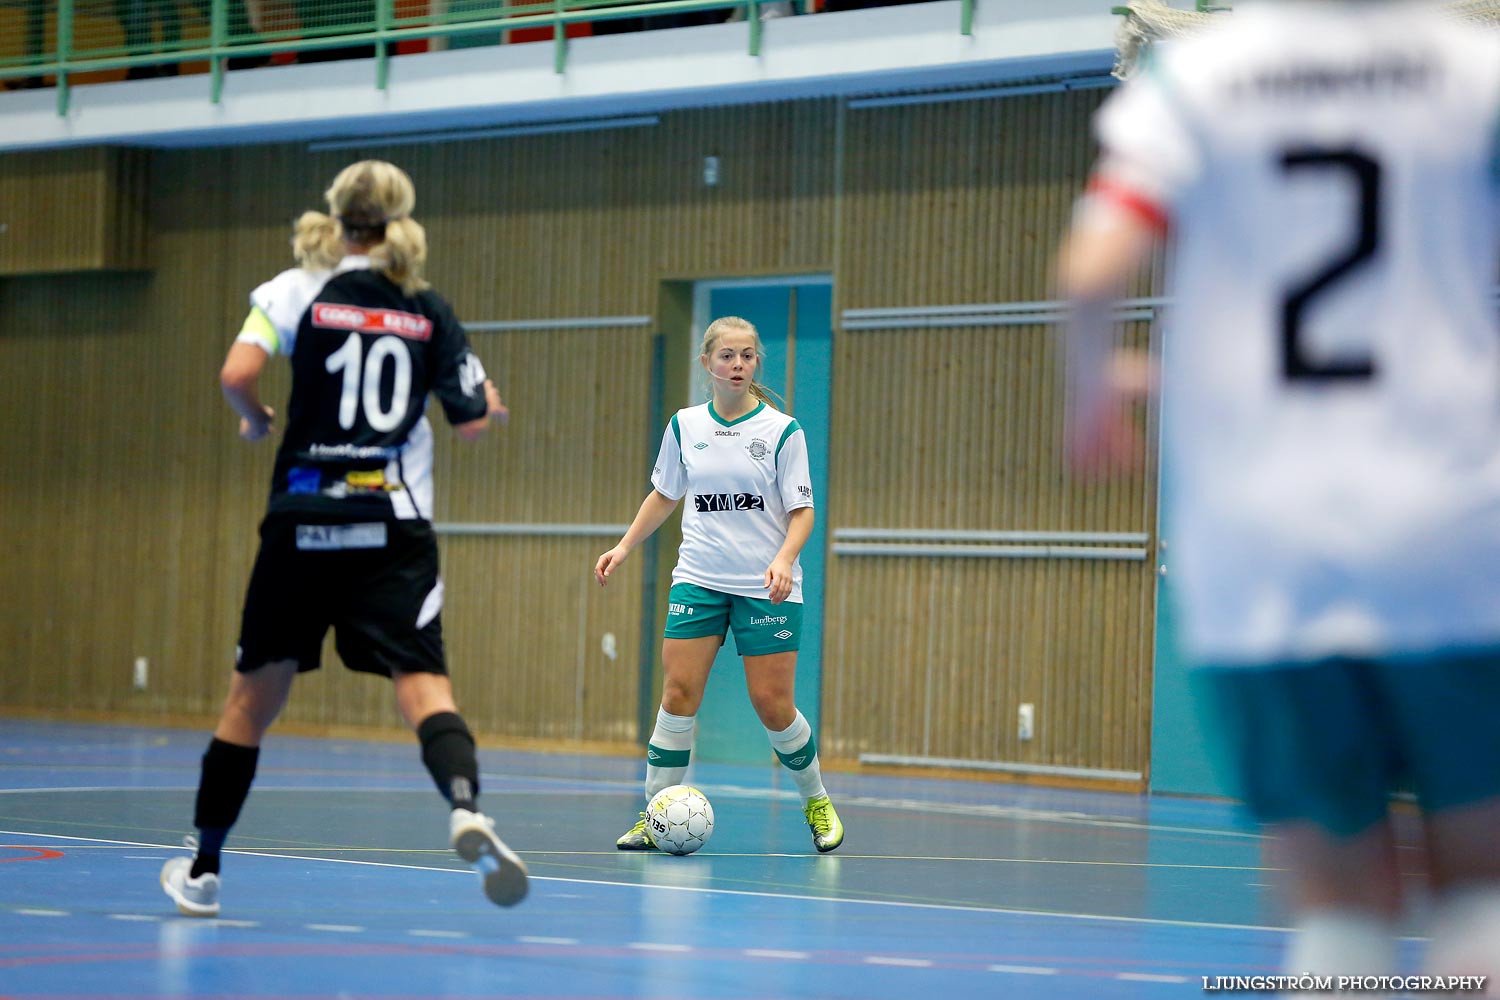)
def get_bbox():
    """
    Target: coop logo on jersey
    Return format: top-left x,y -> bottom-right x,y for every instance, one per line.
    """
313,303 -> 433,341
694,493 -> 765,512
746,438 -> 769,460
